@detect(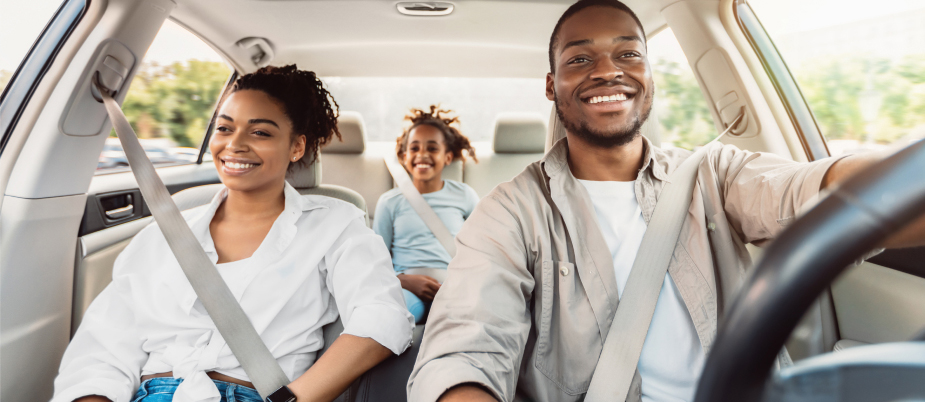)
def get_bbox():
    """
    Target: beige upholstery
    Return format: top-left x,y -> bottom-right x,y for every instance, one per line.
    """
321,112 -> 462,220
286,154 -> 321,188
321,114 -> 393,218
493,113 -> 546,154
464,114 -> 547,198
325,111 -> 366,154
